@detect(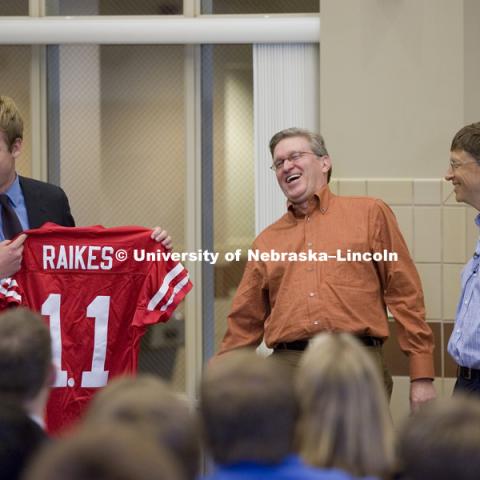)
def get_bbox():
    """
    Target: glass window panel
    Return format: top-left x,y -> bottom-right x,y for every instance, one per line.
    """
202,0 -> 319,14
52,44 -> 187,391
0,46 -> 32,177
210,45 -> 255,352
0,0 -> 29,15
45,0 -> 182,15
